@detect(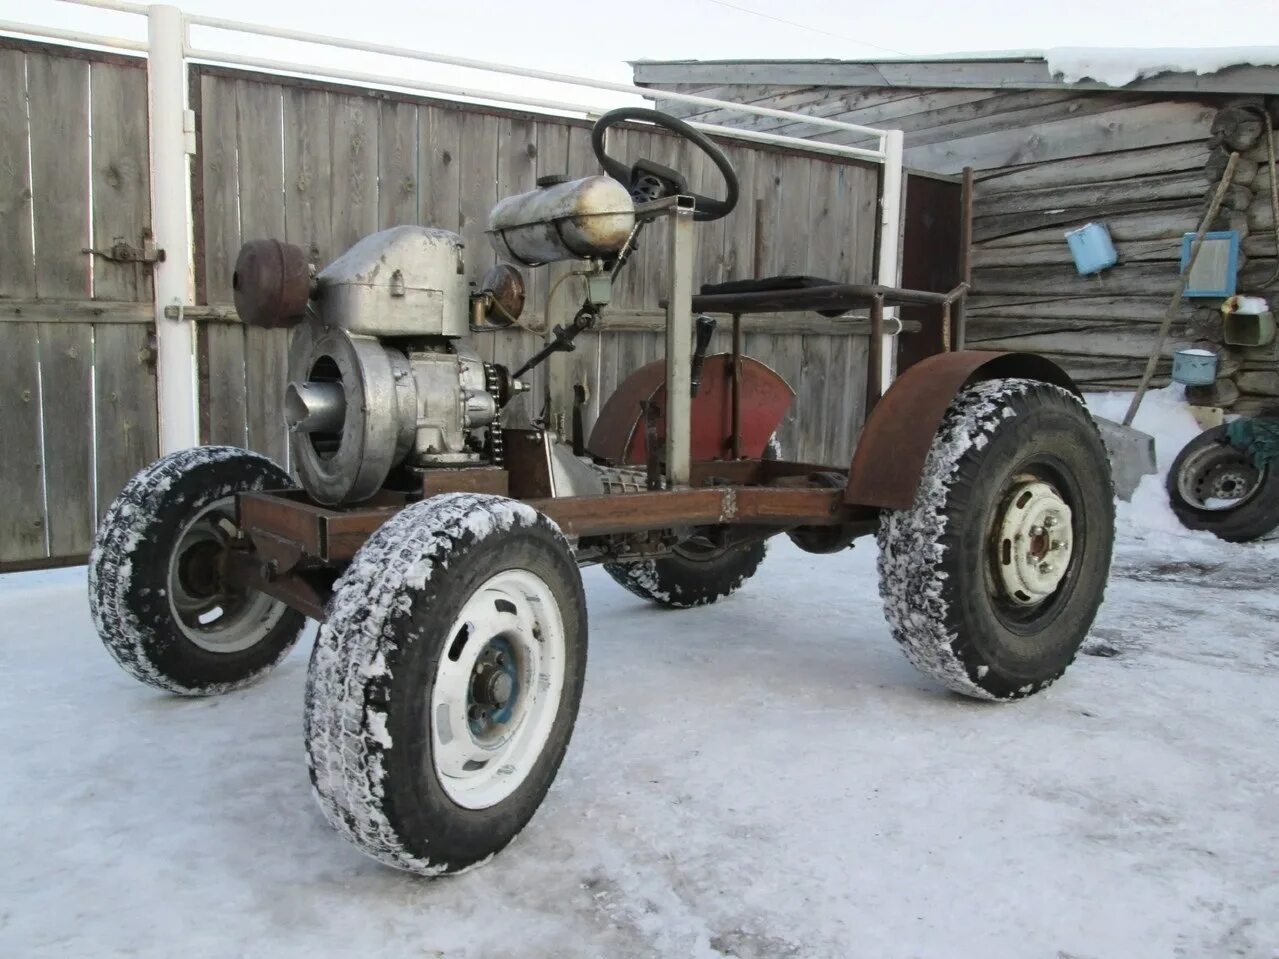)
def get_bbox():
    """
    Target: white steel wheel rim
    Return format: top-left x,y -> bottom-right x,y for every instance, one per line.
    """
430,568 -> 567,810
166,497 -> 287,653
994,480 -> 1074,606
